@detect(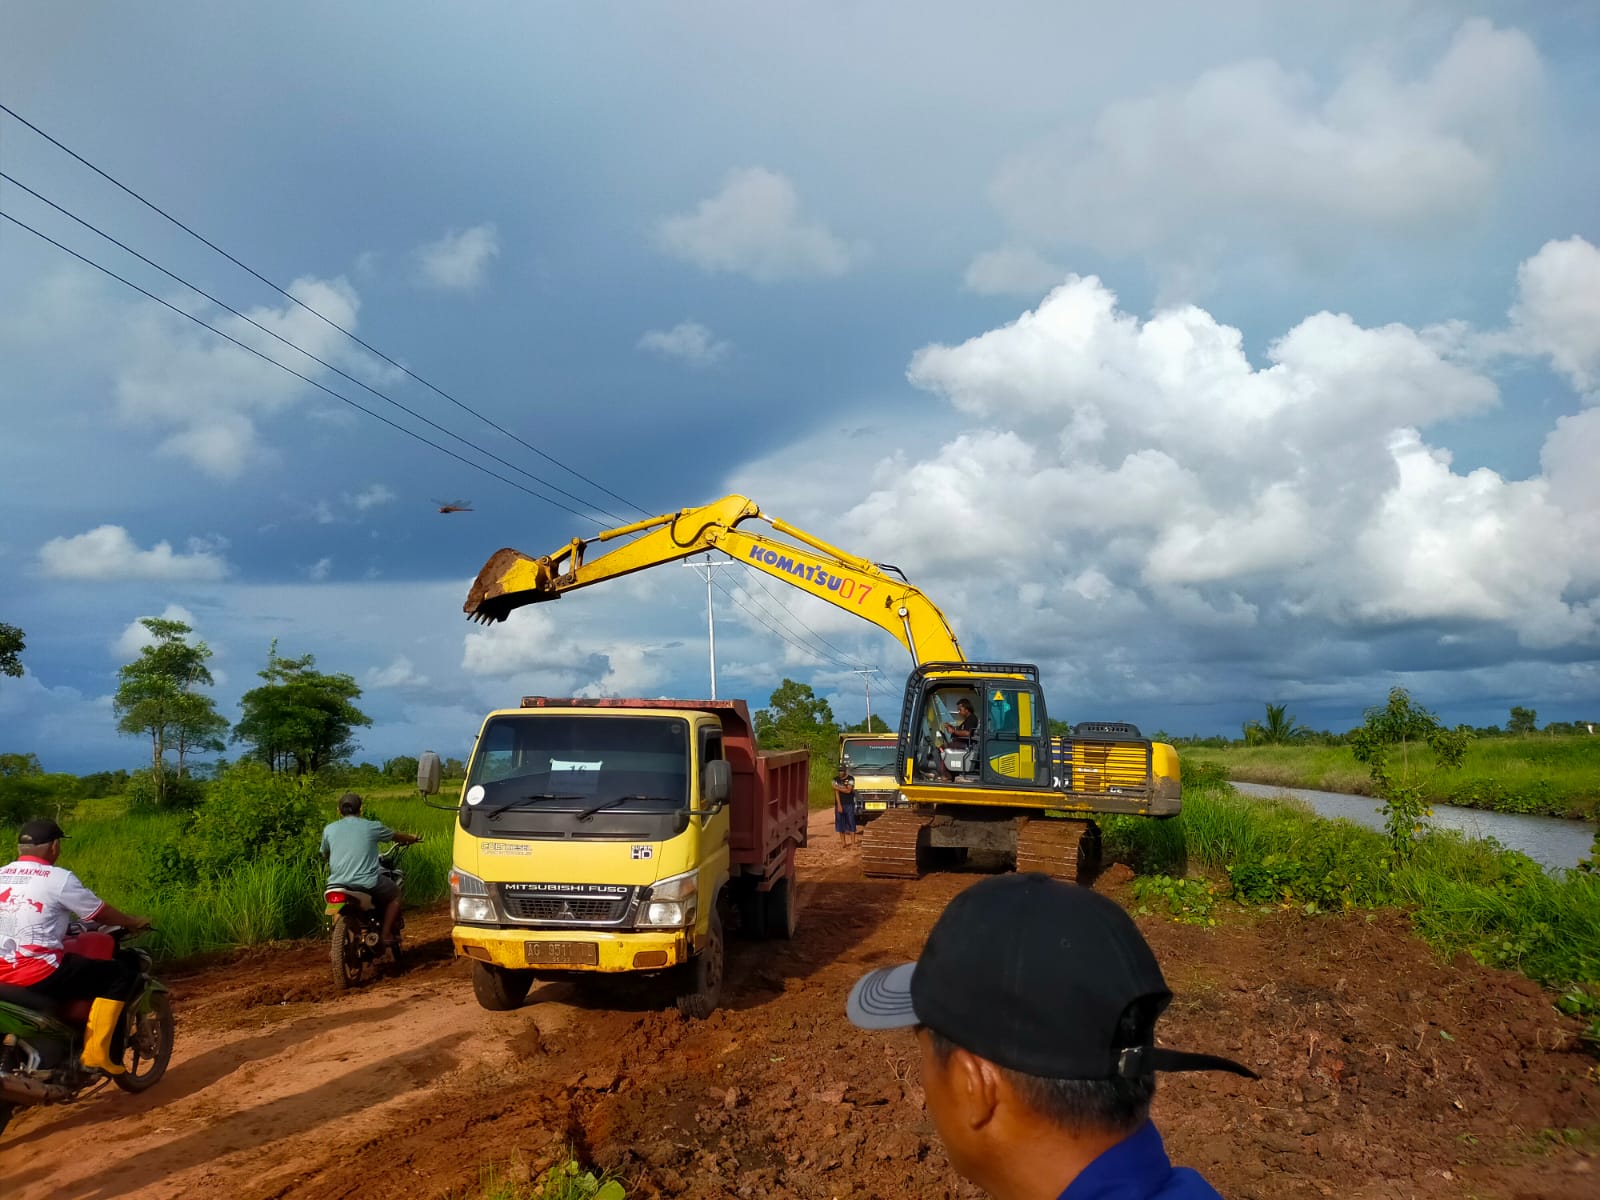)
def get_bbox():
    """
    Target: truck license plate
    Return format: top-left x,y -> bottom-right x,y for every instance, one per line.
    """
524,940 -> 598,966
864,801 -> 887,811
